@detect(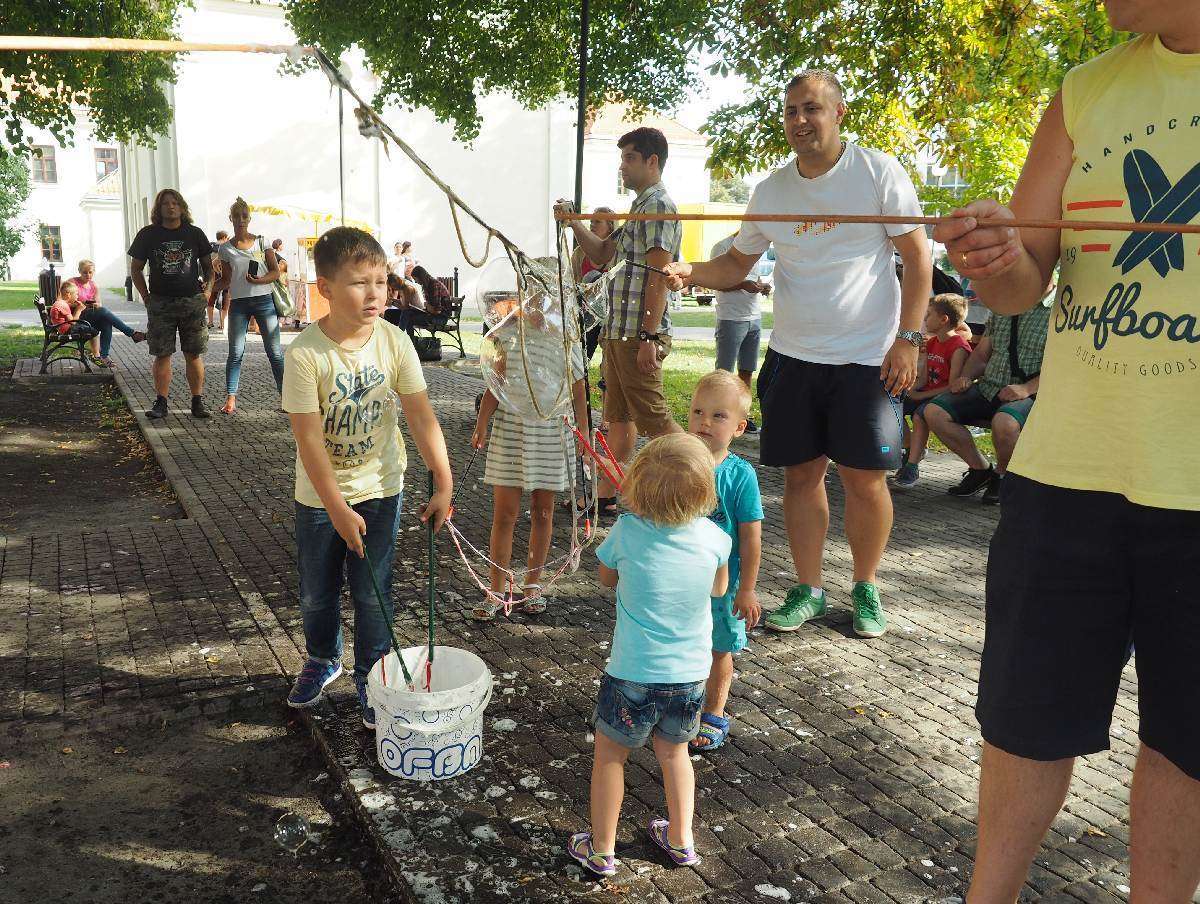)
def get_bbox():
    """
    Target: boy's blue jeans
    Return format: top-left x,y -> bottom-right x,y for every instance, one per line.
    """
295,493 -> 402,684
